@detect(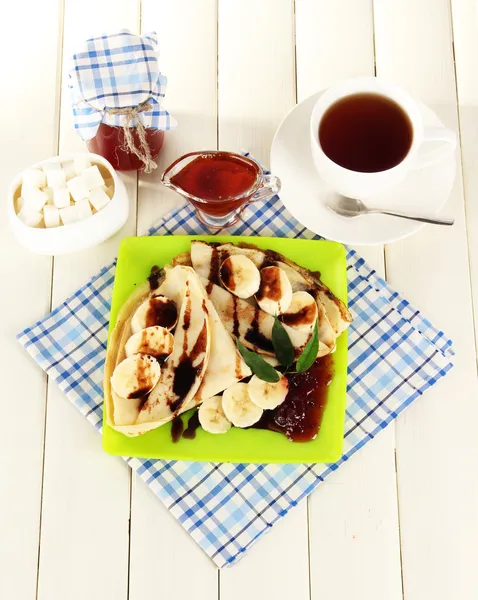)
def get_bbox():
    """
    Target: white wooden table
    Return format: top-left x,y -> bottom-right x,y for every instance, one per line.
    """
2,1 -> 478,598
